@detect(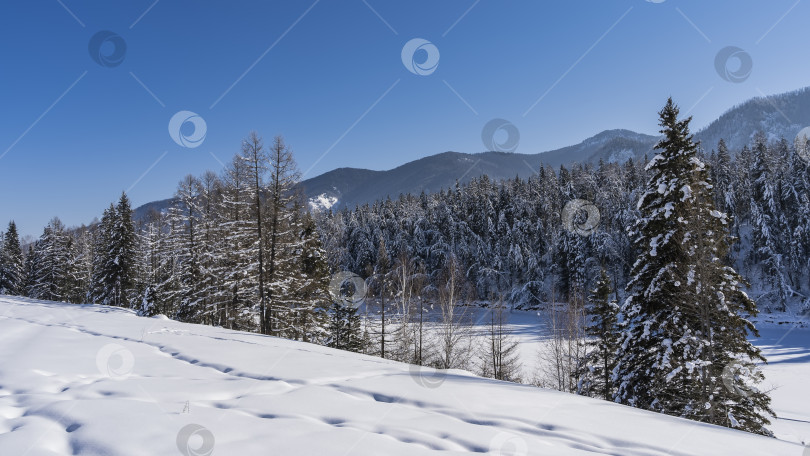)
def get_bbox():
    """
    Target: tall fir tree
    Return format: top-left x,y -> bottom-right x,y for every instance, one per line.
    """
89,195 -> 137,307
89,204 -> 117,305
0,221 -> 25,295
614,99 -> 773,435
112,192 -> 138,306
282,211 -> 331,343
578,269 -> 619,400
